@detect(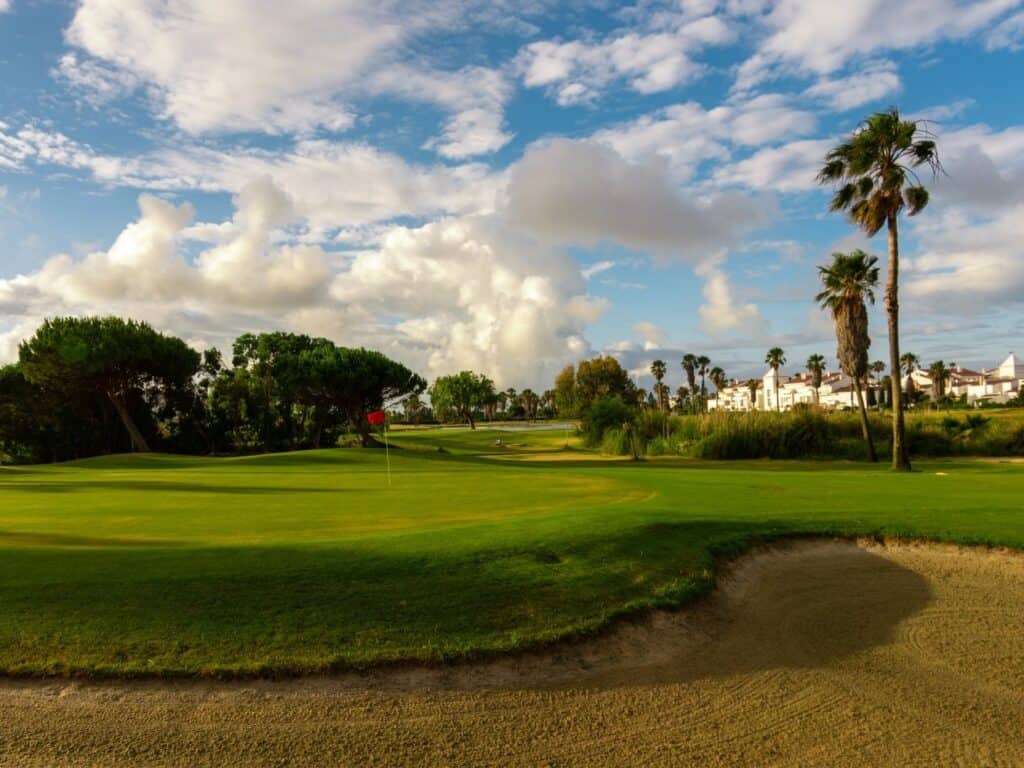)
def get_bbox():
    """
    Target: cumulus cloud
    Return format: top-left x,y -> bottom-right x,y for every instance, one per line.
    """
931,124 -> 1024,209
517,14 -> 734,103
0,0 -> 10,13
59,0 -> 525,155
0,178 -> 604,388
0,178 -> 330,316
804,61 -> 902,111
63,0 -> 407,133
632,321 -> 667,350
906,204 -> 1024,309
327,217 -> 605,384
713,138 -> 834,192
370,64 -> 514,158
505,139 -> 773,262
735,0 -> 1020,89
0,122 -> 502,232
592,95 -> 816,180
695,256 -> 763,335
